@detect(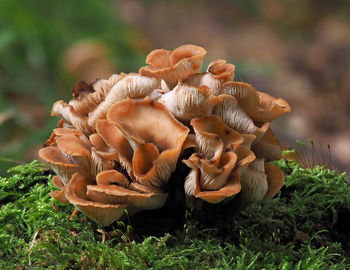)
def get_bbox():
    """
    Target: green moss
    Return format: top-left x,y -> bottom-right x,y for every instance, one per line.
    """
0,160 -> 349,269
